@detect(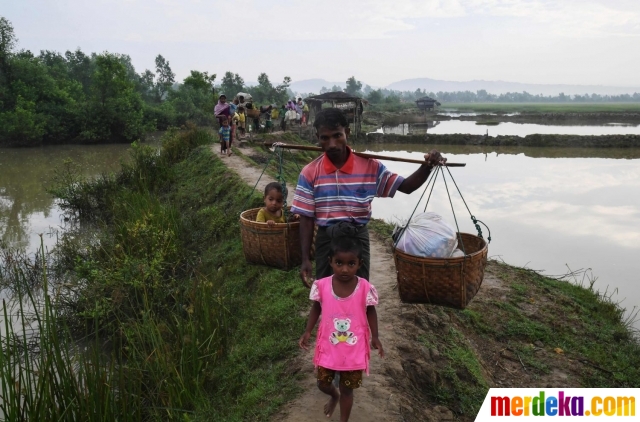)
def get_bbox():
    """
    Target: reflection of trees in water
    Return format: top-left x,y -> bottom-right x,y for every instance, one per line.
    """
0,144 -> 131,250
382,121 -> 440,135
